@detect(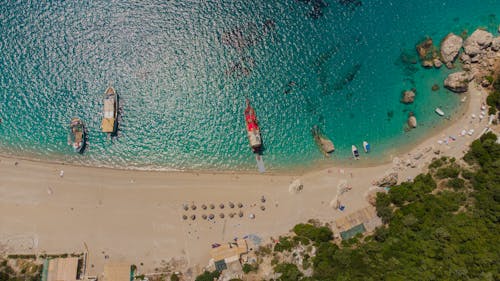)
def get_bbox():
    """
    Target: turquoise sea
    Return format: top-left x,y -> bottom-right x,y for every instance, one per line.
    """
0,1 -> 499,171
